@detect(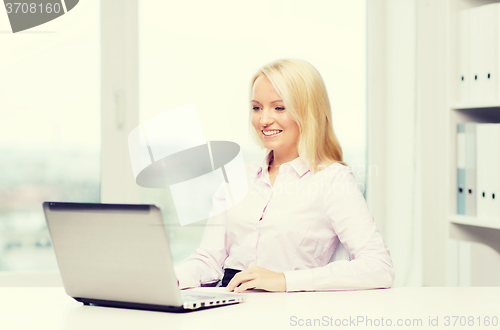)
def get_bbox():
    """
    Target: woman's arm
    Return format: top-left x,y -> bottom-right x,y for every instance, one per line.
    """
283,165 -> 395,292
174,183 -> 229,289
